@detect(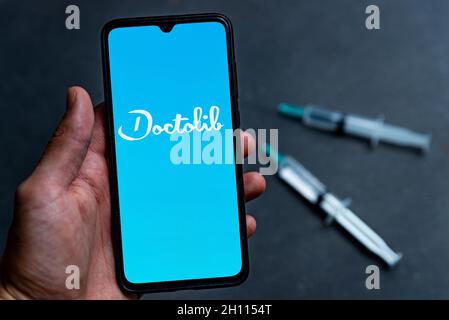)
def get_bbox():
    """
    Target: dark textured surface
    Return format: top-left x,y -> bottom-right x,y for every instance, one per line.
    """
1,0 -> 449,299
